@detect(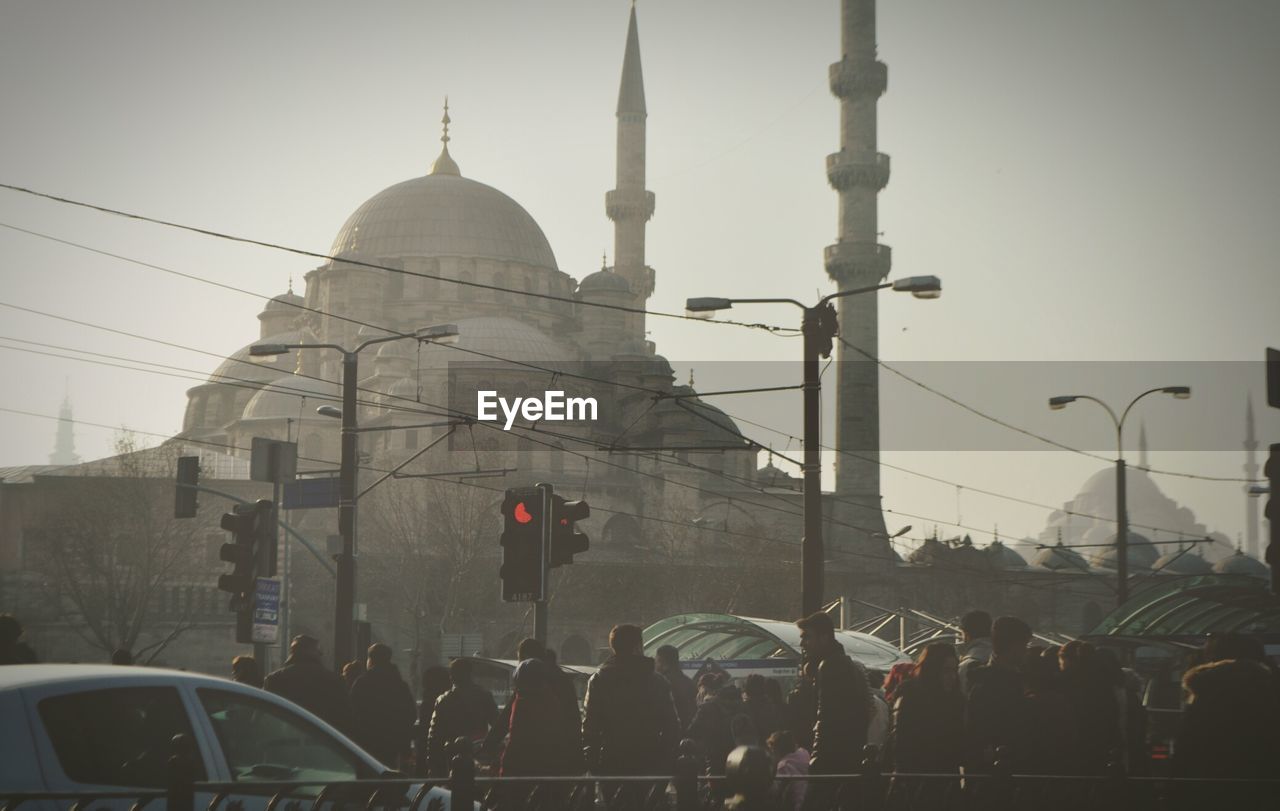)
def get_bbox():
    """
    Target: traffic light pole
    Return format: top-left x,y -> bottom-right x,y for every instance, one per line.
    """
801,306 -> 824,618
534,482 -> 552,646
334,351 -> 359,672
